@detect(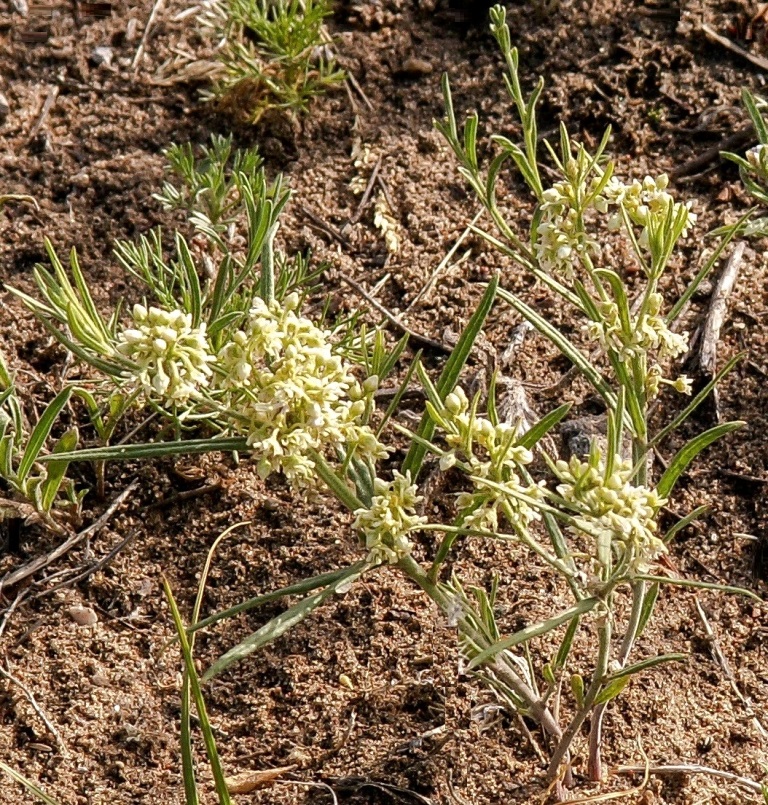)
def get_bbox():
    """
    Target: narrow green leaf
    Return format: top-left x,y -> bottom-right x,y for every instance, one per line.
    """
657,421 -> 744,498
202,563 -> 367,681
594,675 -> 630,705
466,596 -> 599,670
0,762 -> 62,805
554,613 -> 580,670
402,275 -> 499,480
570,673 -> 584,708
743,88 -> 768,144
650,354 -> 742,448
605,653 -> 687,683
518,403 -> 572,450
635,574 -> 762,602
18,387 -> 73,483
636,582 -> 659,638
164,579 -> 232,805
664,505 -> 710,545
41,426 -> 78,512
188,563 -> 368,637
39,436 -> 250,464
